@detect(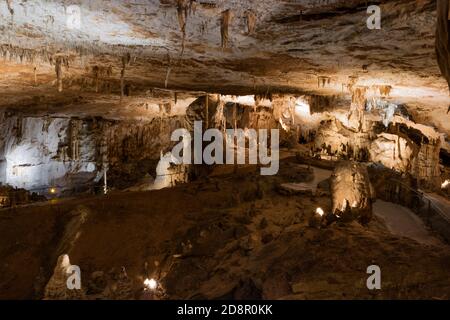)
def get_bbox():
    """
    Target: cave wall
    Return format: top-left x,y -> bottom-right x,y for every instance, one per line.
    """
369,133 -> 415,172
312,114 -> 442,190
436,0 -> 450,92
0,111 -> 183,192
314,117 -> 382,161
